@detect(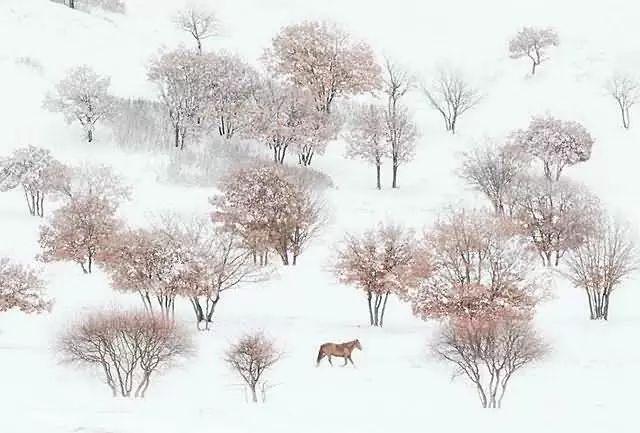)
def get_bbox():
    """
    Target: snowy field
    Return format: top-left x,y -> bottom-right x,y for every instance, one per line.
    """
2,0 -> 640,432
